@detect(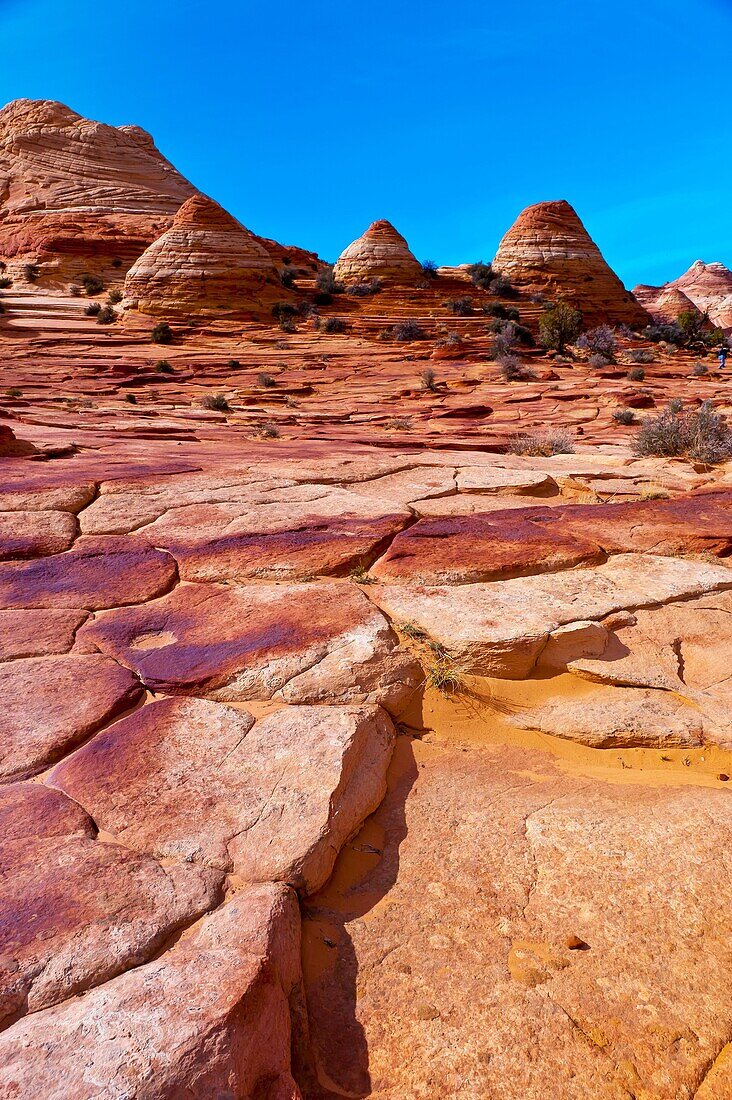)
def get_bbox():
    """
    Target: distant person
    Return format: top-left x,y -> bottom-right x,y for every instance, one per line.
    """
719,345 -> 729,370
